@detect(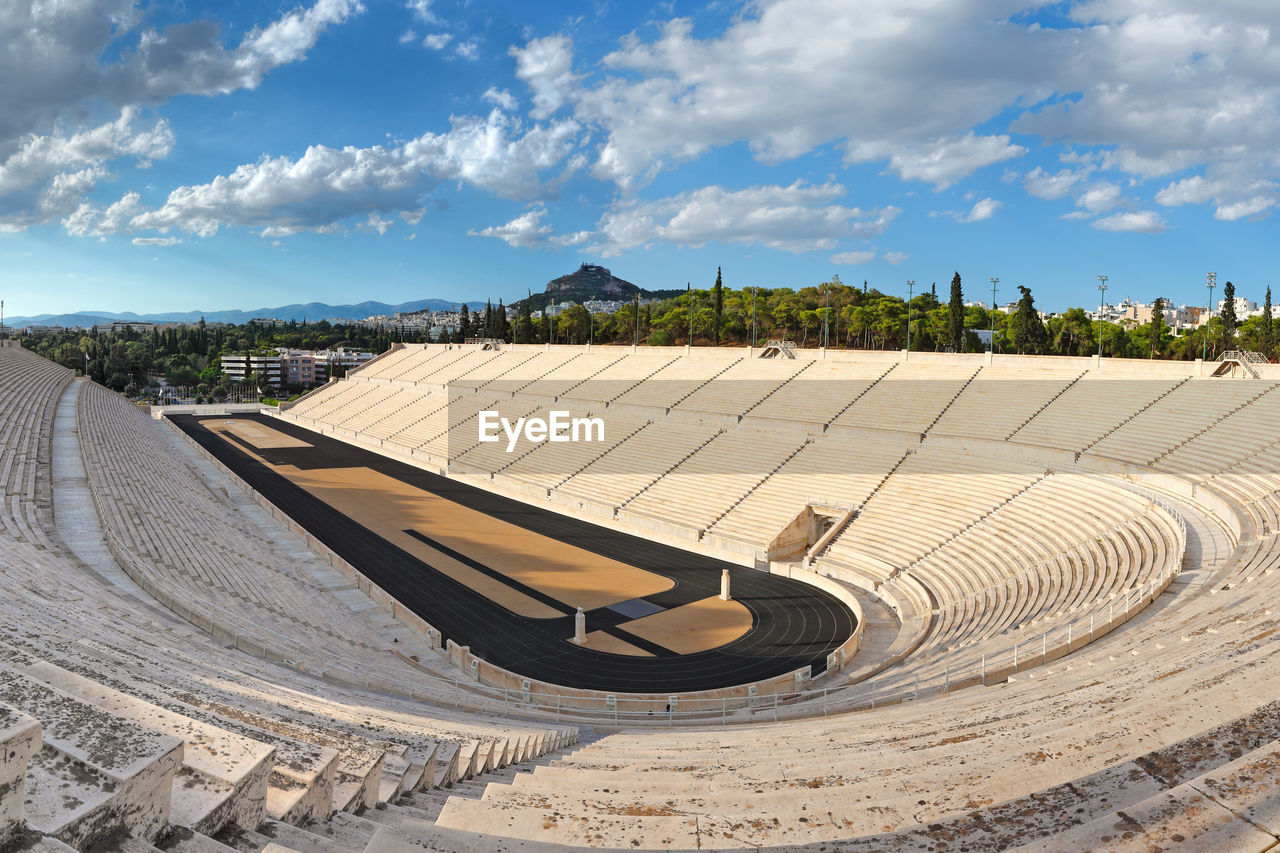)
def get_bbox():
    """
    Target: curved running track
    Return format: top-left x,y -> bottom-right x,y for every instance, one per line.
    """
171,413 -> 856,693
